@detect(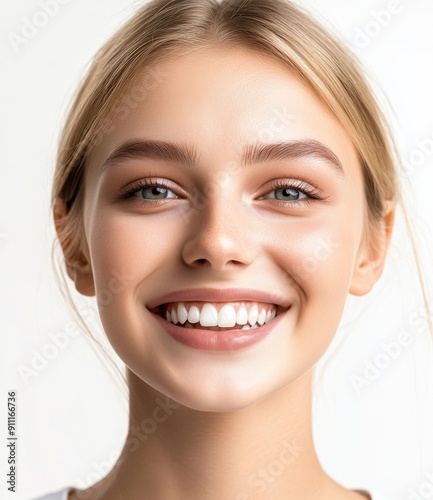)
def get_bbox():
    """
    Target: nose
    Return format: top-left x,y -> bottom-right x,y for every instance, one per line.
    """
181,195 -> 258,271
